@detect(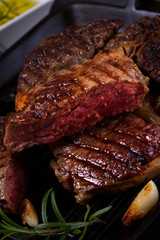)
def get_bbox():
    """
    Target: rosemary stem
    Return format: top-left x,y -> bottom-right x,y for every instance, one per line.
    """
0,189 -> 112,240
